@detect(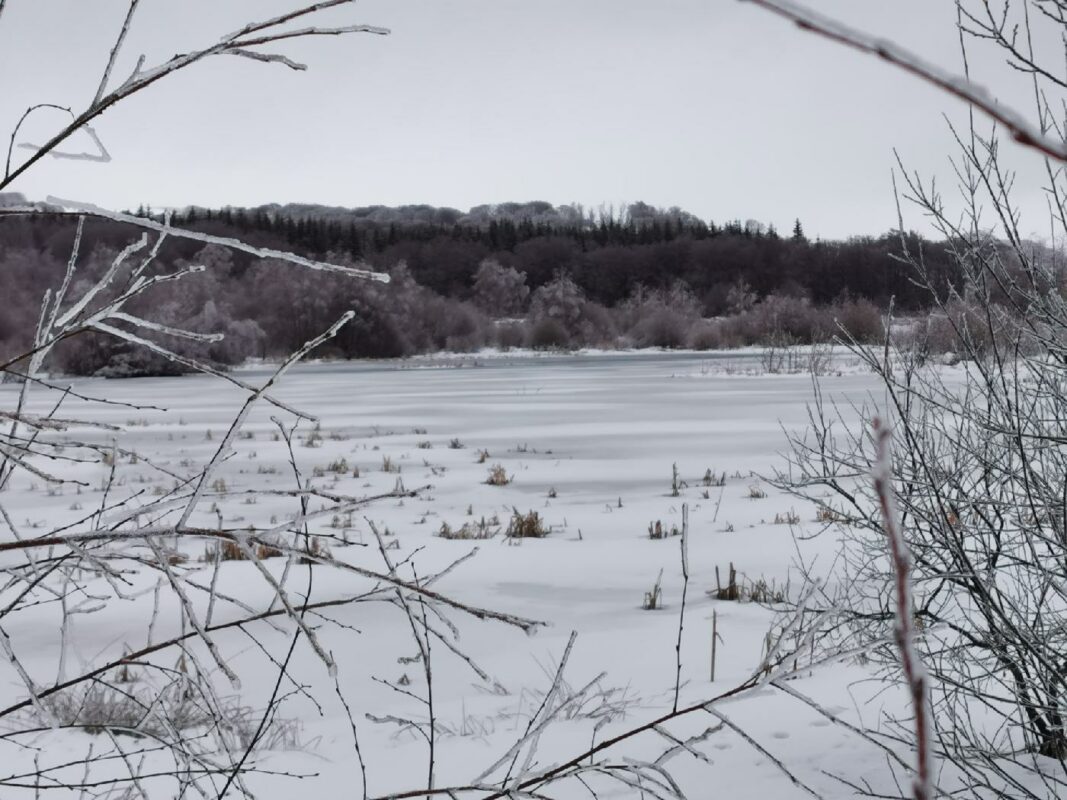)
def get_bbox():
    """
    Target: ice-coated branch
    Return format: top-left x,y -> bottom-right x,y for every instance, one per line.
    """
739,0 -> 1067,163
0,0 -> 389,191
672,503 -> 688,713
5,104 -> 72,180
223,48 -> 308,70
175,311 -> 355,530
706,708 -> 824,799
87,320 -> 317,421
93,0 -> 141,107
47,198 -> 389,283
473,630 -> 579,786
872,419 -> 933,800
17,124 -> 111,163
